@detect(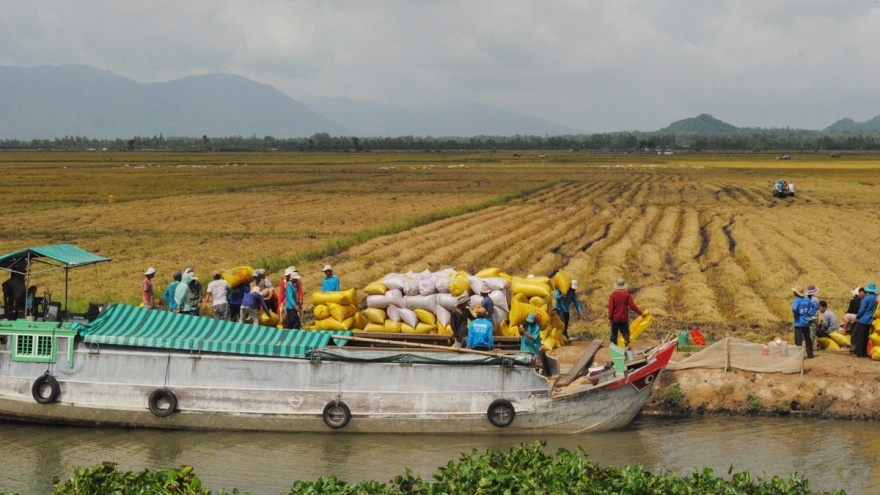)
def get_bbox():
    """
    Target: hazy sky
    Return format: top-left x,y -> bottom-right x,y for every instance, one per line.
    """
2,1 -> 879,132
